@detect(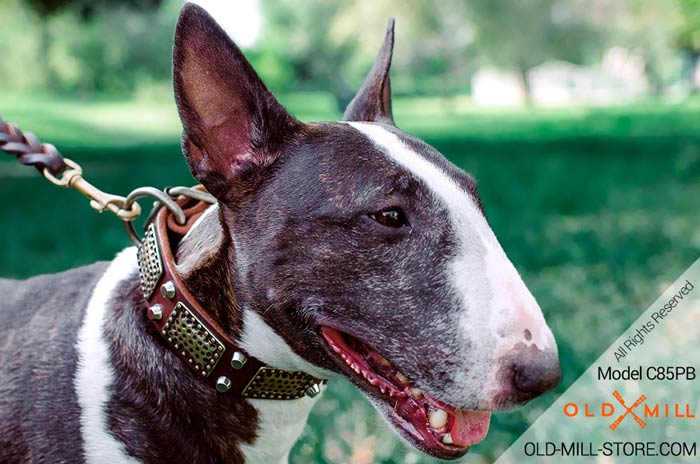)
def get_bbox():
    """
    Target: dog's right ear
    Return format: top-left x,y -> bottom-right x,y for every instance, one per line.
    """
343,19 -> 395,125
173,3 -> 302,197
